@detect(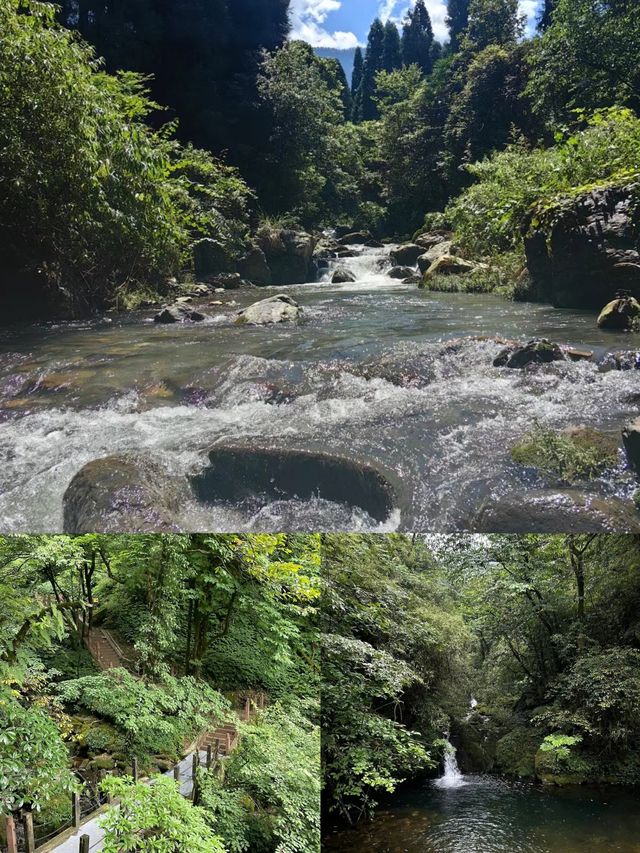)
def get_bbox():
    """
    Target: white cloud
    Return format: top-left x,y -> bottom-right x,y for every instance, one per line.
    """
379,0 -> 541,43
290,0 -> 360,48
291,0 -> 541,51
378,1 -> 450,43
